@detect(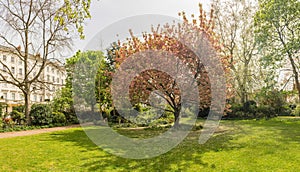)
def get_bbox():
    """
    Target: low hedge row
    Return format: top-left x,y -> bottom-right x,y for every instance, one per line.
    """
0,103 -> 78,132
